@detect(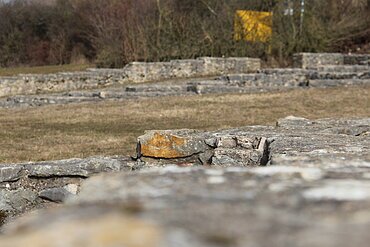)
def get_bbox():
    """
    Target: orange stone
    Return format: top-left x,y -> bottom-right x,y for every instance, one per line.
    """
138,130 -> 208,159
